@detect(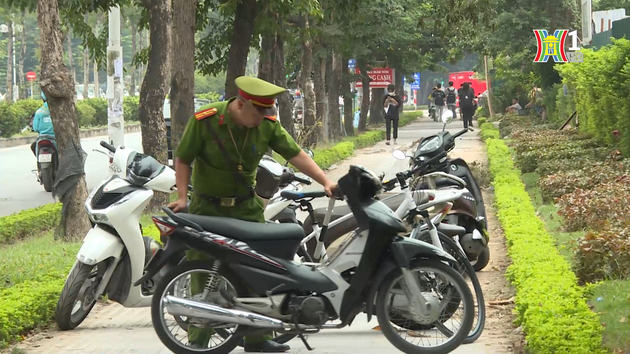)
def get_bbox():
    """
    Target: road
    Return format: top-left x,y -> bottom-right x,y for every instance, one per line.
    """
8,117 -> 519,354
0,132 -> 144,217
